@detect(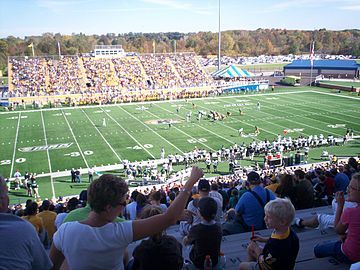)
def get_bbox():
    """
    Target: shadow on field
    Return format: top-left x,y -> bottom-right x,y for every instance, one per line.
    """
9,190 -> 29,198
69,184 -> 89,189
